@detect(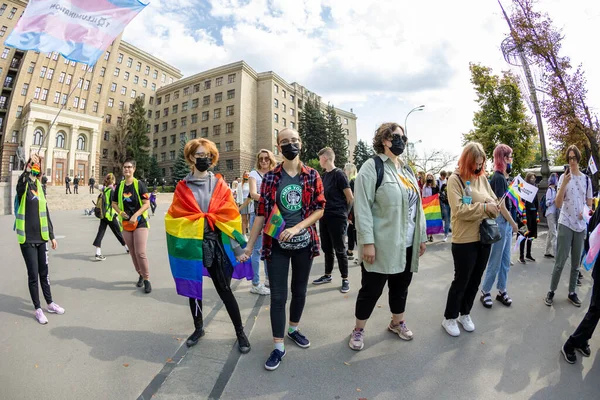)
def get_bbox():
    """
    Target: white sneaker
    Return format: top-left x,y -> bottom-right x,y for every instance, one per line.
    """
35,308 -> 48,324
457,314 -> 475,332
250,283 -> 270,296
442,318 -> 460,337
443,235 -> 448,242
